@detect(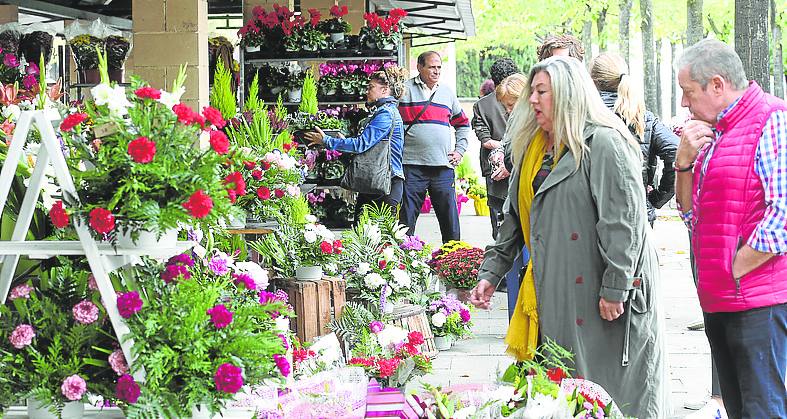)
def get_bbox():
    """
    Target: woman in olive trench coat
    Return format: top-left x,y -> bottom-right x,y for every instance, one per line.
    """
471,56 -> 669,418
